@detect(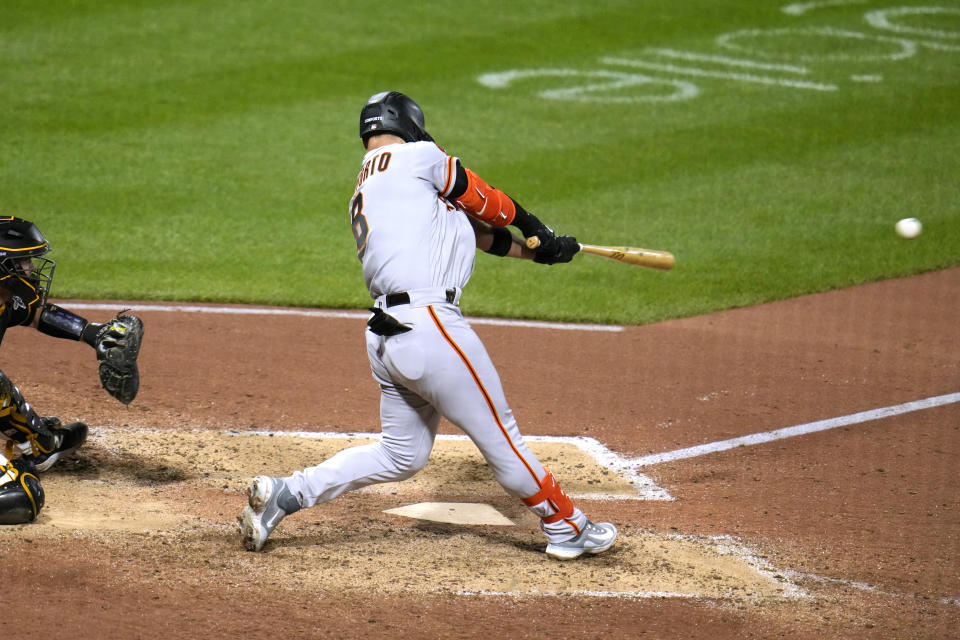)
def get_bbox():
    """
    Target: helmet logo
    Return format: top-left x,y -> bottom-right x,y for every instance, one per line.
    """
11,296 -> 24,311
